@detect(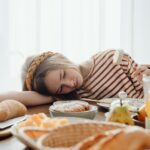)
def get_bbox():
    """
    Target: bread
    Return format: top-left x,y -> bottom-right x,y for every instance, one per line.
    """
17,113 -> 70,129
74,126 -> 150,150
73,133 -> 108,150
17,113 -> 70,139
0,100 -> 27,122
52,101 -> 90,112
